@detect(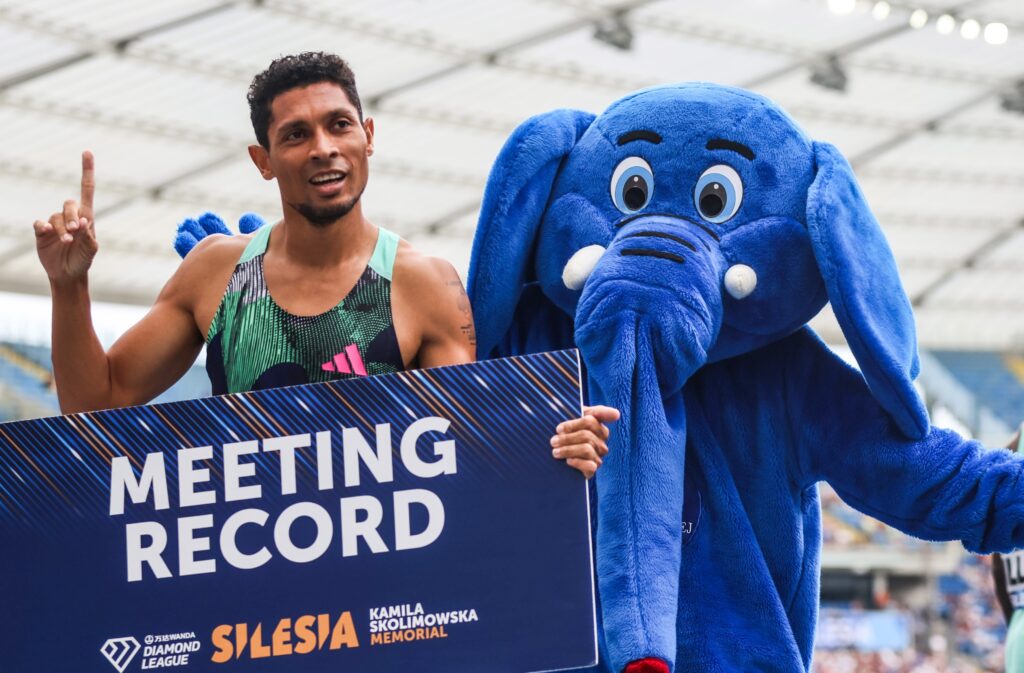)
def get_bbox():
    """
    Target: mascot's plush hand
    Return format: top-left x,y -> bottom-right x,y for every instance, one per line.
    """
173,211 -> 266,258
624,658 -> 669,673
